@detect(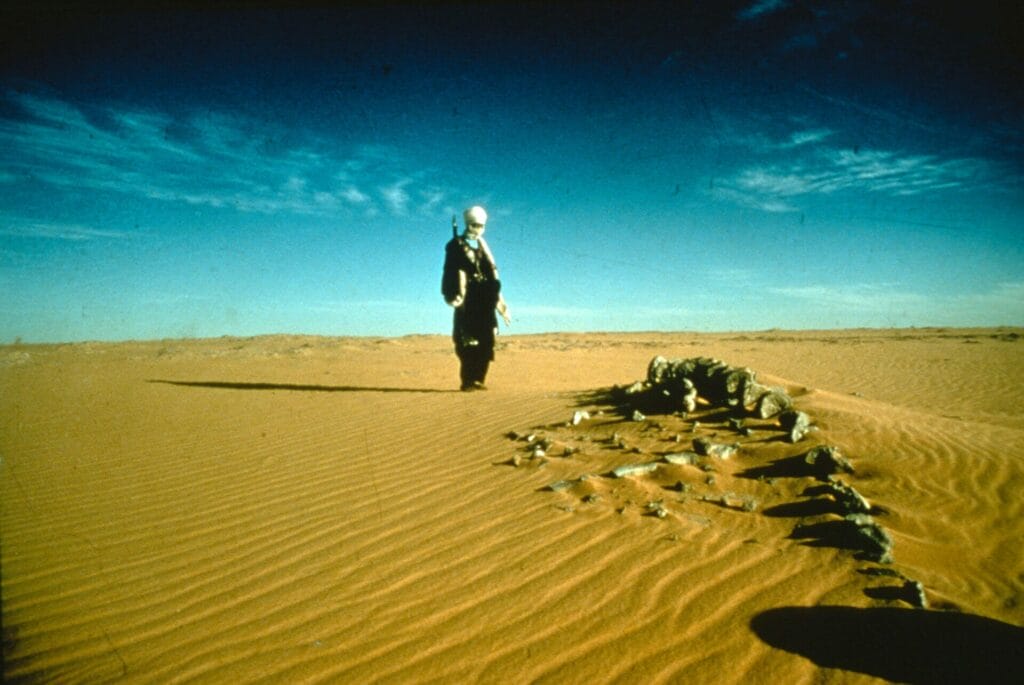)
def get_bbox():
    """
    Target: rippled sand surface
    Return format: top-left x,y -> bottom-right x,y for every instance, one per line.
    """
2,328 -> 1022,683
